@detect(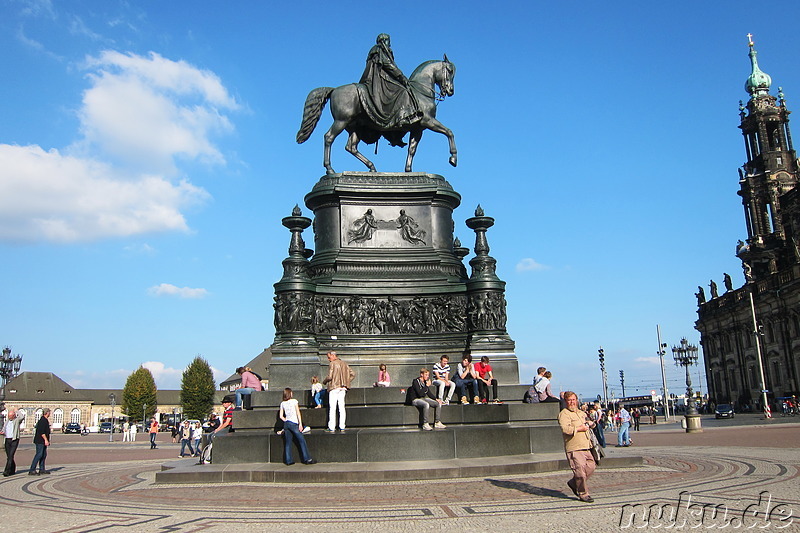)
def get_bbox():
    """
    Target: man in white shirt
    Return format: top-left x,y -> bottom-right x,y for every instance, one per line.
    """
2,408 -> 26,476
432,356 -> 456,405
